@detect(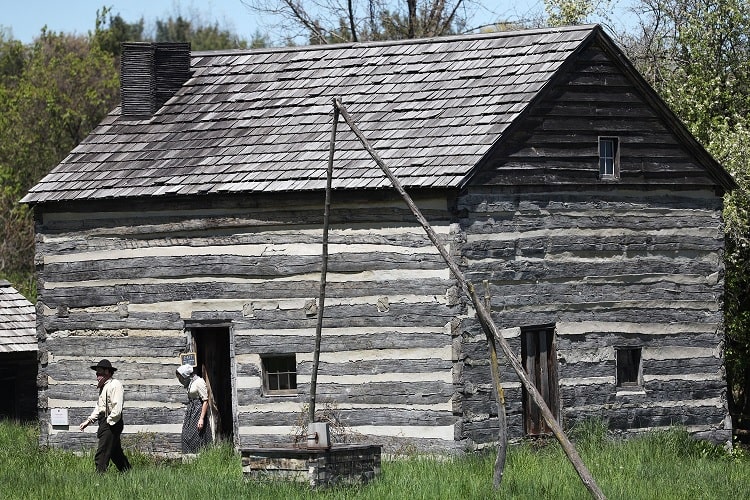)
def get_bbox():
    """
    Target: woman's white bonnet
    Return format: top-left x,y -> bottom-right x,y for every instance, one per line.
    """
177,364 -> 193,377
